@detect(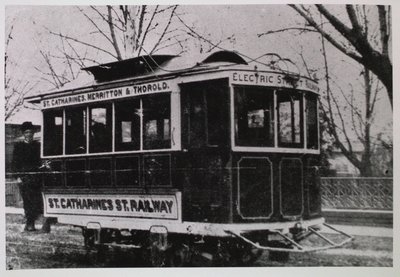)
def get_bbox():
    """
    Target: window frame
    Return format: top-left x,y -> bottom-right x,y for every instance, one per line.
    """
277,90 -> 304,148
234,86 -> 275,147
64,105 -> 88,155
142,94 -> 172,150
185,87 -> 228,148
43,109 -> 64,156
114,99 -> 141,152
42,92 -> 176,158
89,103 -> 113,153
231,85 -> 319,154
114,155 -> 141,187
